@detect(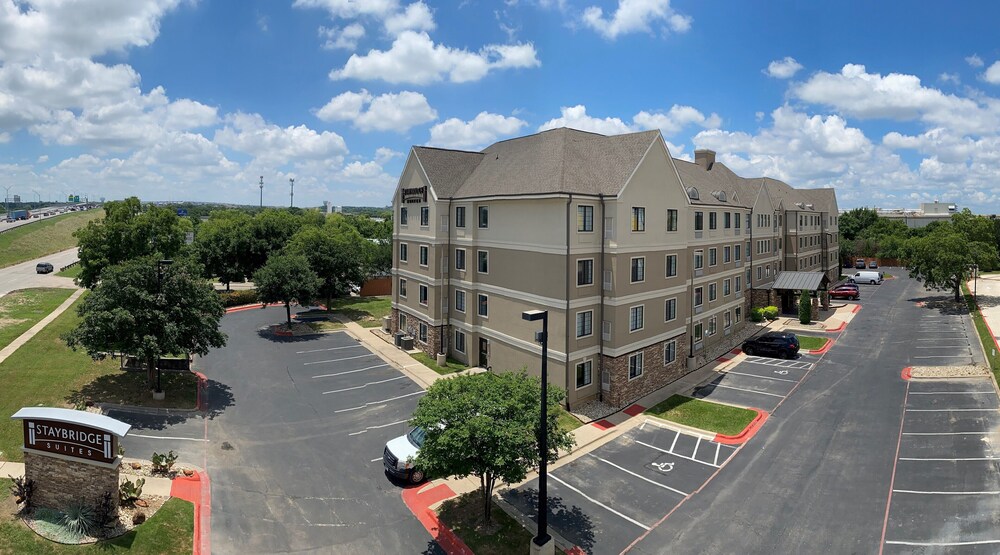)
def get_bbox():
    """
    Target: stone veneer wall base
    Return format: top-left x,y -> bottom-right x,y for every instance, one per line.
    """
24,451 -> 120,514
